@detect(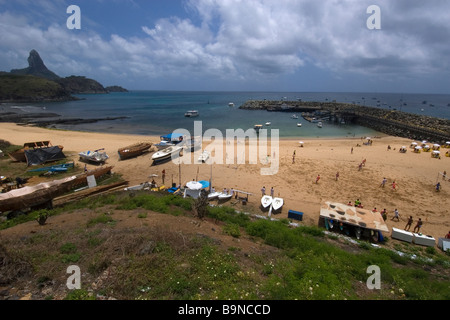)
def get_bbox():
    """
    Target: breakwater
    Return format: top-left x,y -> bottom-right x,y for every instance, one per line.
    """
240,100 -> 450,143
